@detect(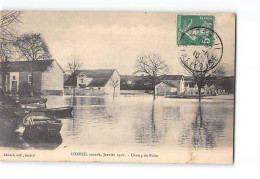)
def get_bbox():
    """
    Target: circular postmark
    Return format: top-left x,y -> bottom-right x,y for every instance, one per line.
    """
178,26 -> 223,73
